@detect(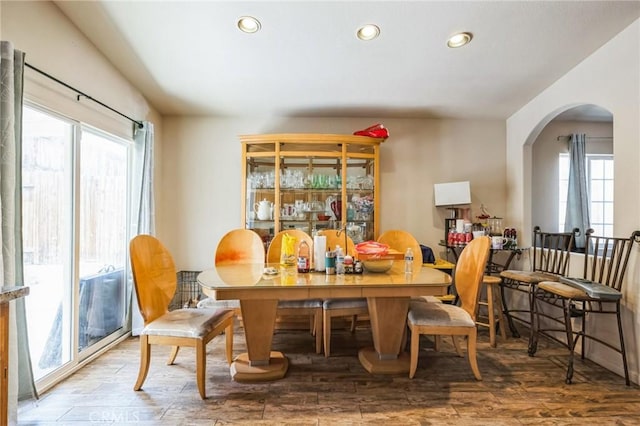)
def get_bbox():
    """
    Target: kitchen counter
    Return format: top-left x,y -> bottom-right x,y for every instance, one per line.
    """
0,286 -> 29,304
